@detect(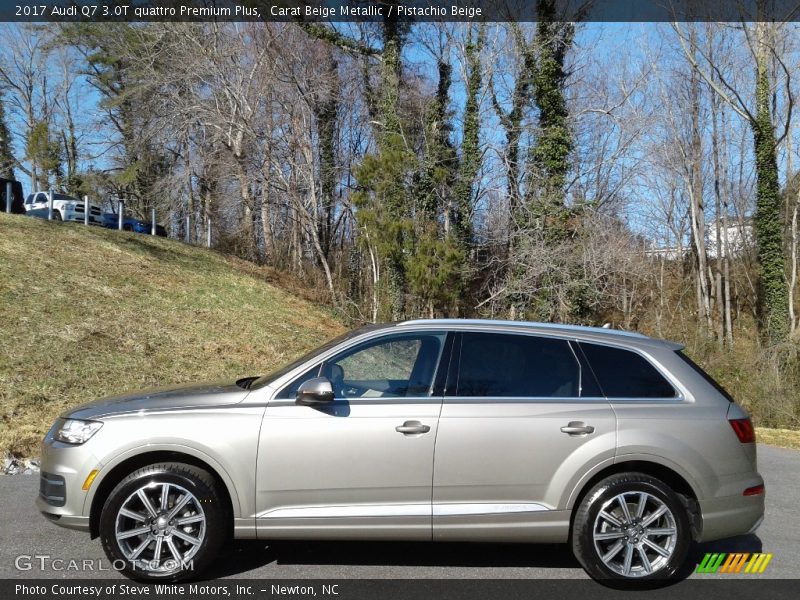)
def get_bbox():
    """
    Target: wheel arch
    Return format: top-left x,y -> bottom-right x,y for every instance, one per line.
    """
567,459 -> 703,541
88,450 -> 235,539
